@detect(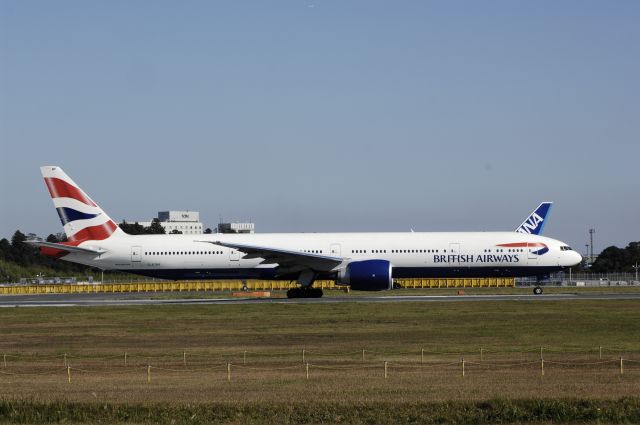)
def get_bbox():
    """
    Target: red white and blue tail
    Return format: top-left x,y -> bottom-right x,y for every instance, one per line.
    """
41,166 -> 125,242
